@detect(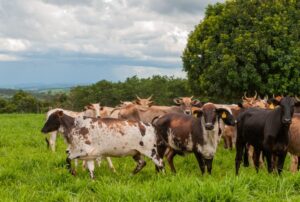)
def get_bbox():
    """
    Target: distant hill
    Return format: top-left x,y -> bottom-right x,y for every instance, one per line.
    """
0,87 -> 71,100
